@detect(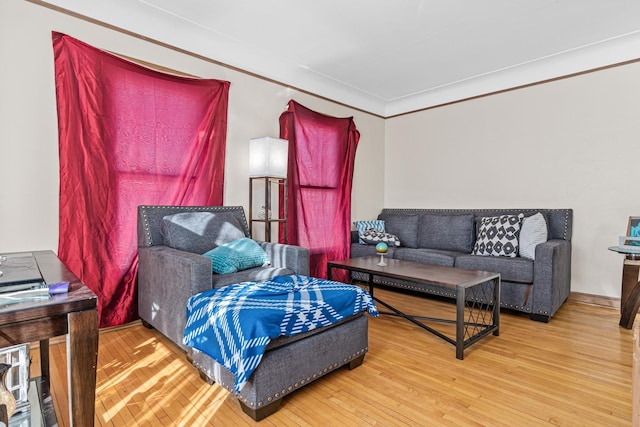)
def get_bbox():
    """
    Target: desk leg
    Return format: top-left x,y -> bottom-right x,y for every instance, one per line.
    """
0,404 -> 7,427
67,309 -> 98,427
39,339 -> 50,387
620,261 -> 640,329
